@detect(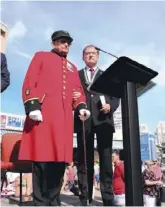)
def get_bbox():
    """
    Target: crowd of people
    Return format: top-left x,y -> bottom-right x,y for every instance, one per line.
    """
1,151 -> 165,206
112,152 -> 165,207
1,172 -> 33,201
